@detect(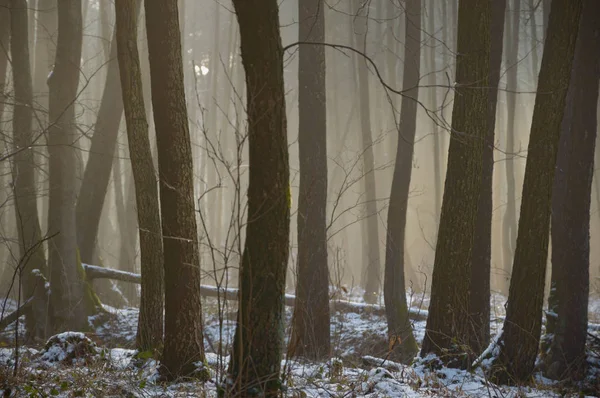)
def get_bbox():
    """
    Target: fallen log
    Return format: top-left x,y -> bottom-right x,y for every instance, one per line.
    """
0,297 -> 34,331
81,263 -> 428,321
